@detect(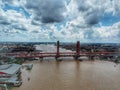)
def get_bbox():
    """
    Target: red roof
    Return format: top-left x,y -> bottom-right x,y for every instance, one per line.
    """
0,87 -> 4,90
0,72 -> 7,74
